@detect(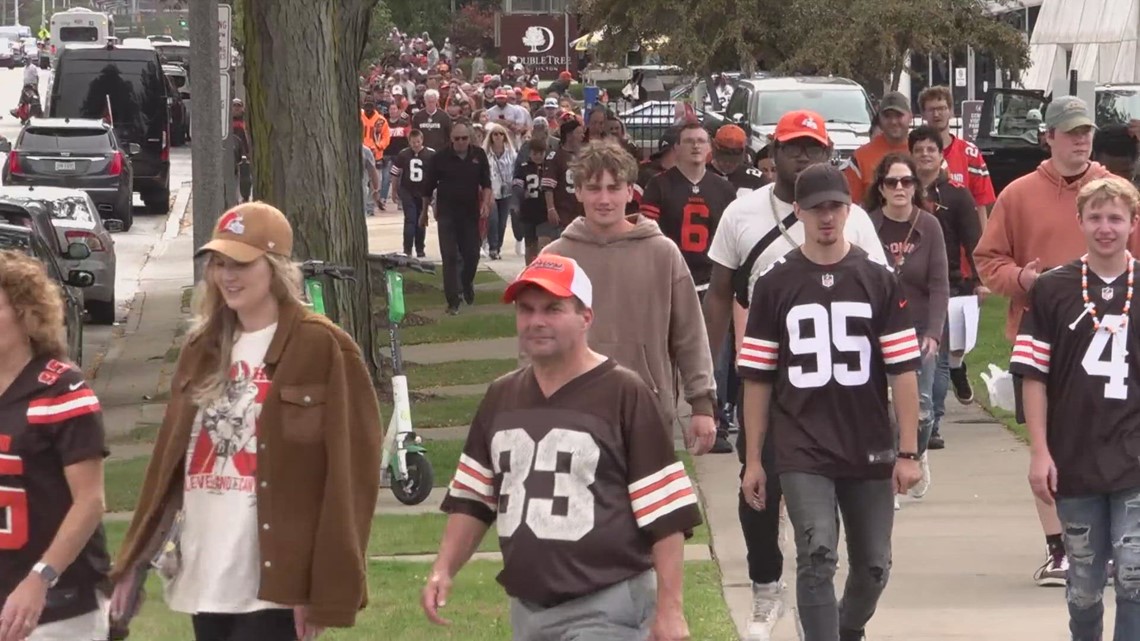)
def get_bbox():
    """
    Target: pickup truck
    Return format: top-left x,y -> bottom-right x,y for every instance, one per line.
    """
700,75 -> 876,165
975,84 -> 1140,194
